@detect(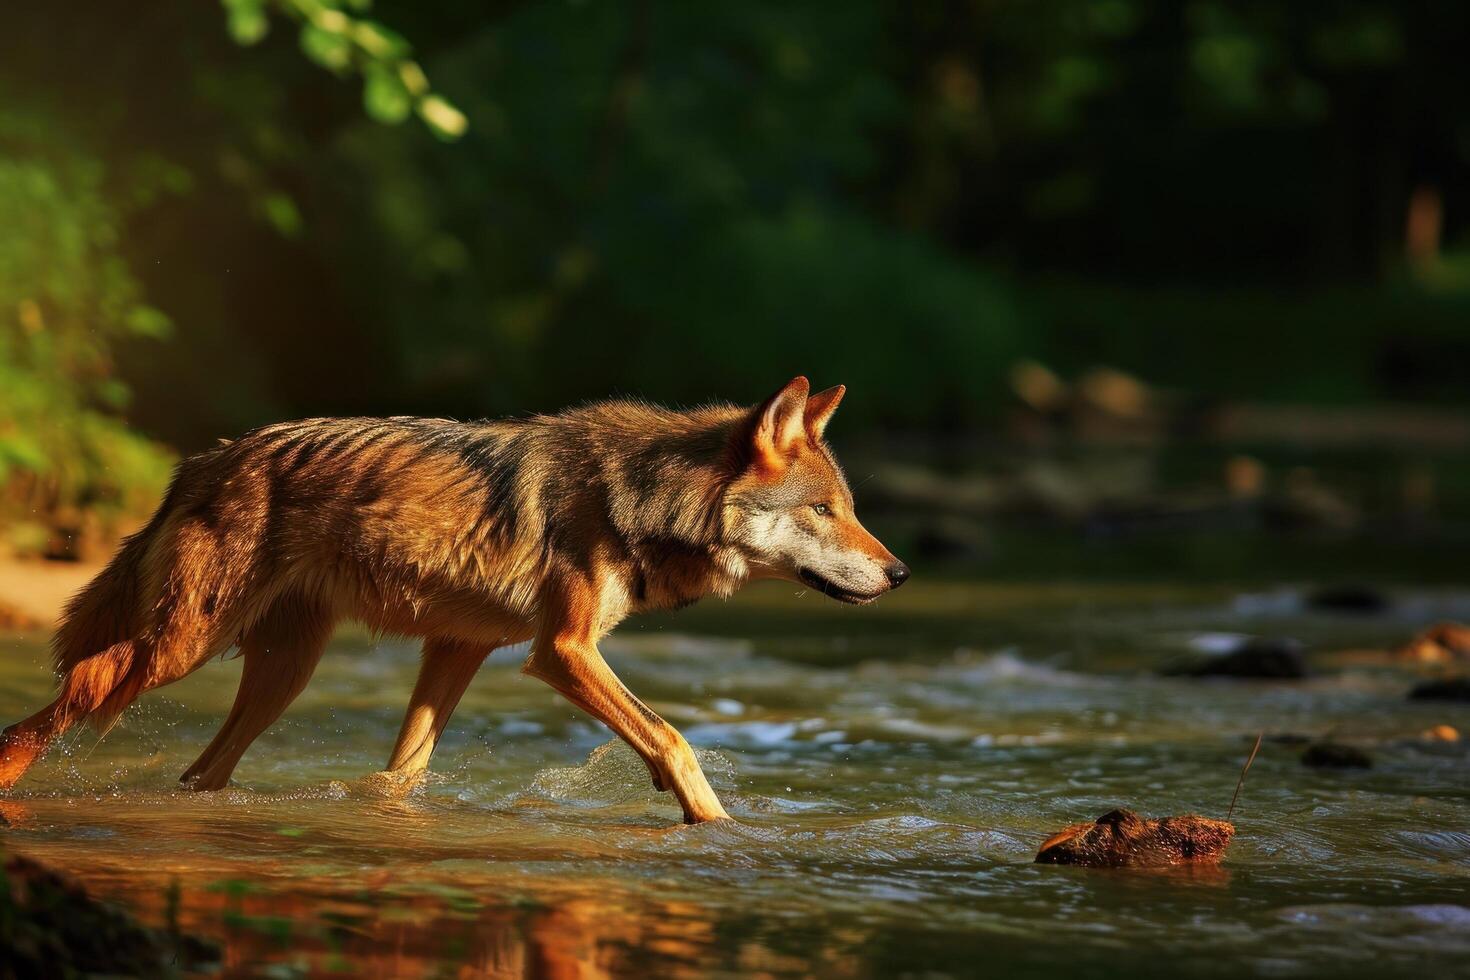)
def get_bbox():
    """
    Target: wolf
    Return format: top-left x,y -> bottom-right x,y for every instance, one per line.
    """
0,377 -> 907,823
